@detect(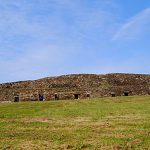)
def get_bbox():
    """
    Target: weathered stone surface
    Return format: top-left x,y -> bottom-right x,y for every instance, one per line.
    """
0,73 -> 150,102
